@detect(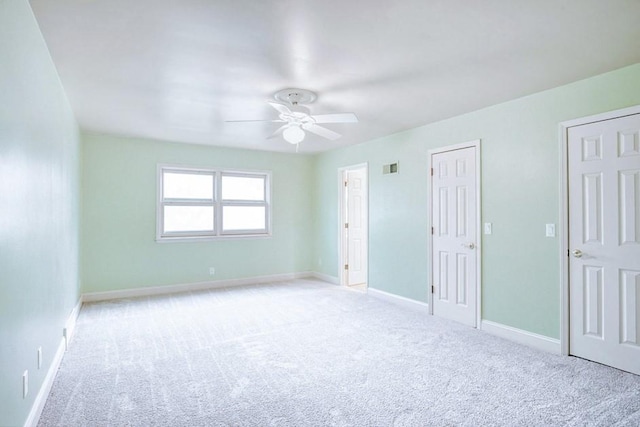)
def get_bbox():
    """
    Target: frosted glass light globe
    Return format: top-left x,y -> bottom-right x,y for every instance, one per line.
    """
283,125 -> 305,144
